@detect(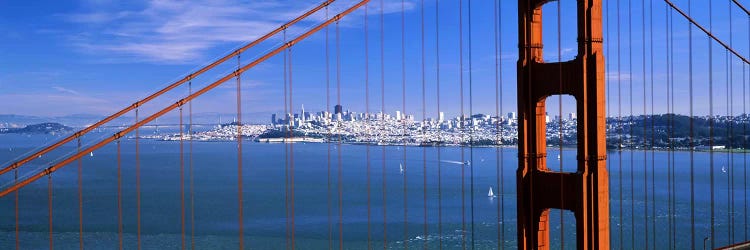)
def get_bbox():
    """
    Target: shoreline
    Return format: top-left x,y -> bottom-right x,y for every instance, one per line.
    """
136,136 -> 750,153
